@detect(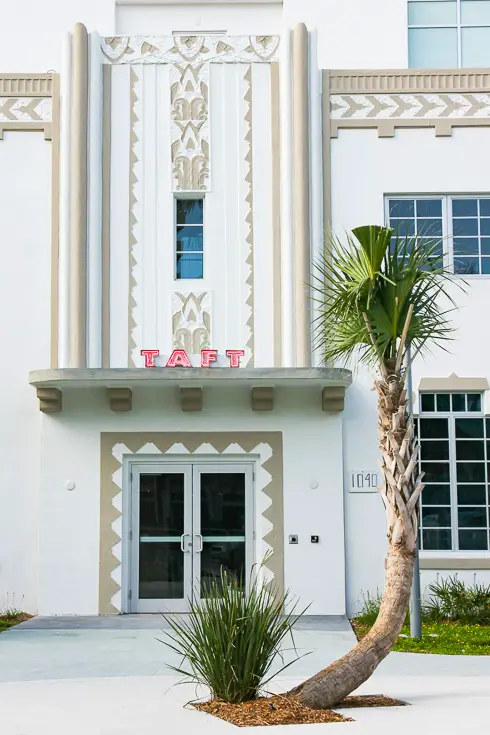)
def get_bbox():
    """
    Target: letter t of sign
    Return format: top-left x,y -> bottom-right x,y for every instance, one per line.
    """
141,349 -> 160,367
226,350 -> 245,368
